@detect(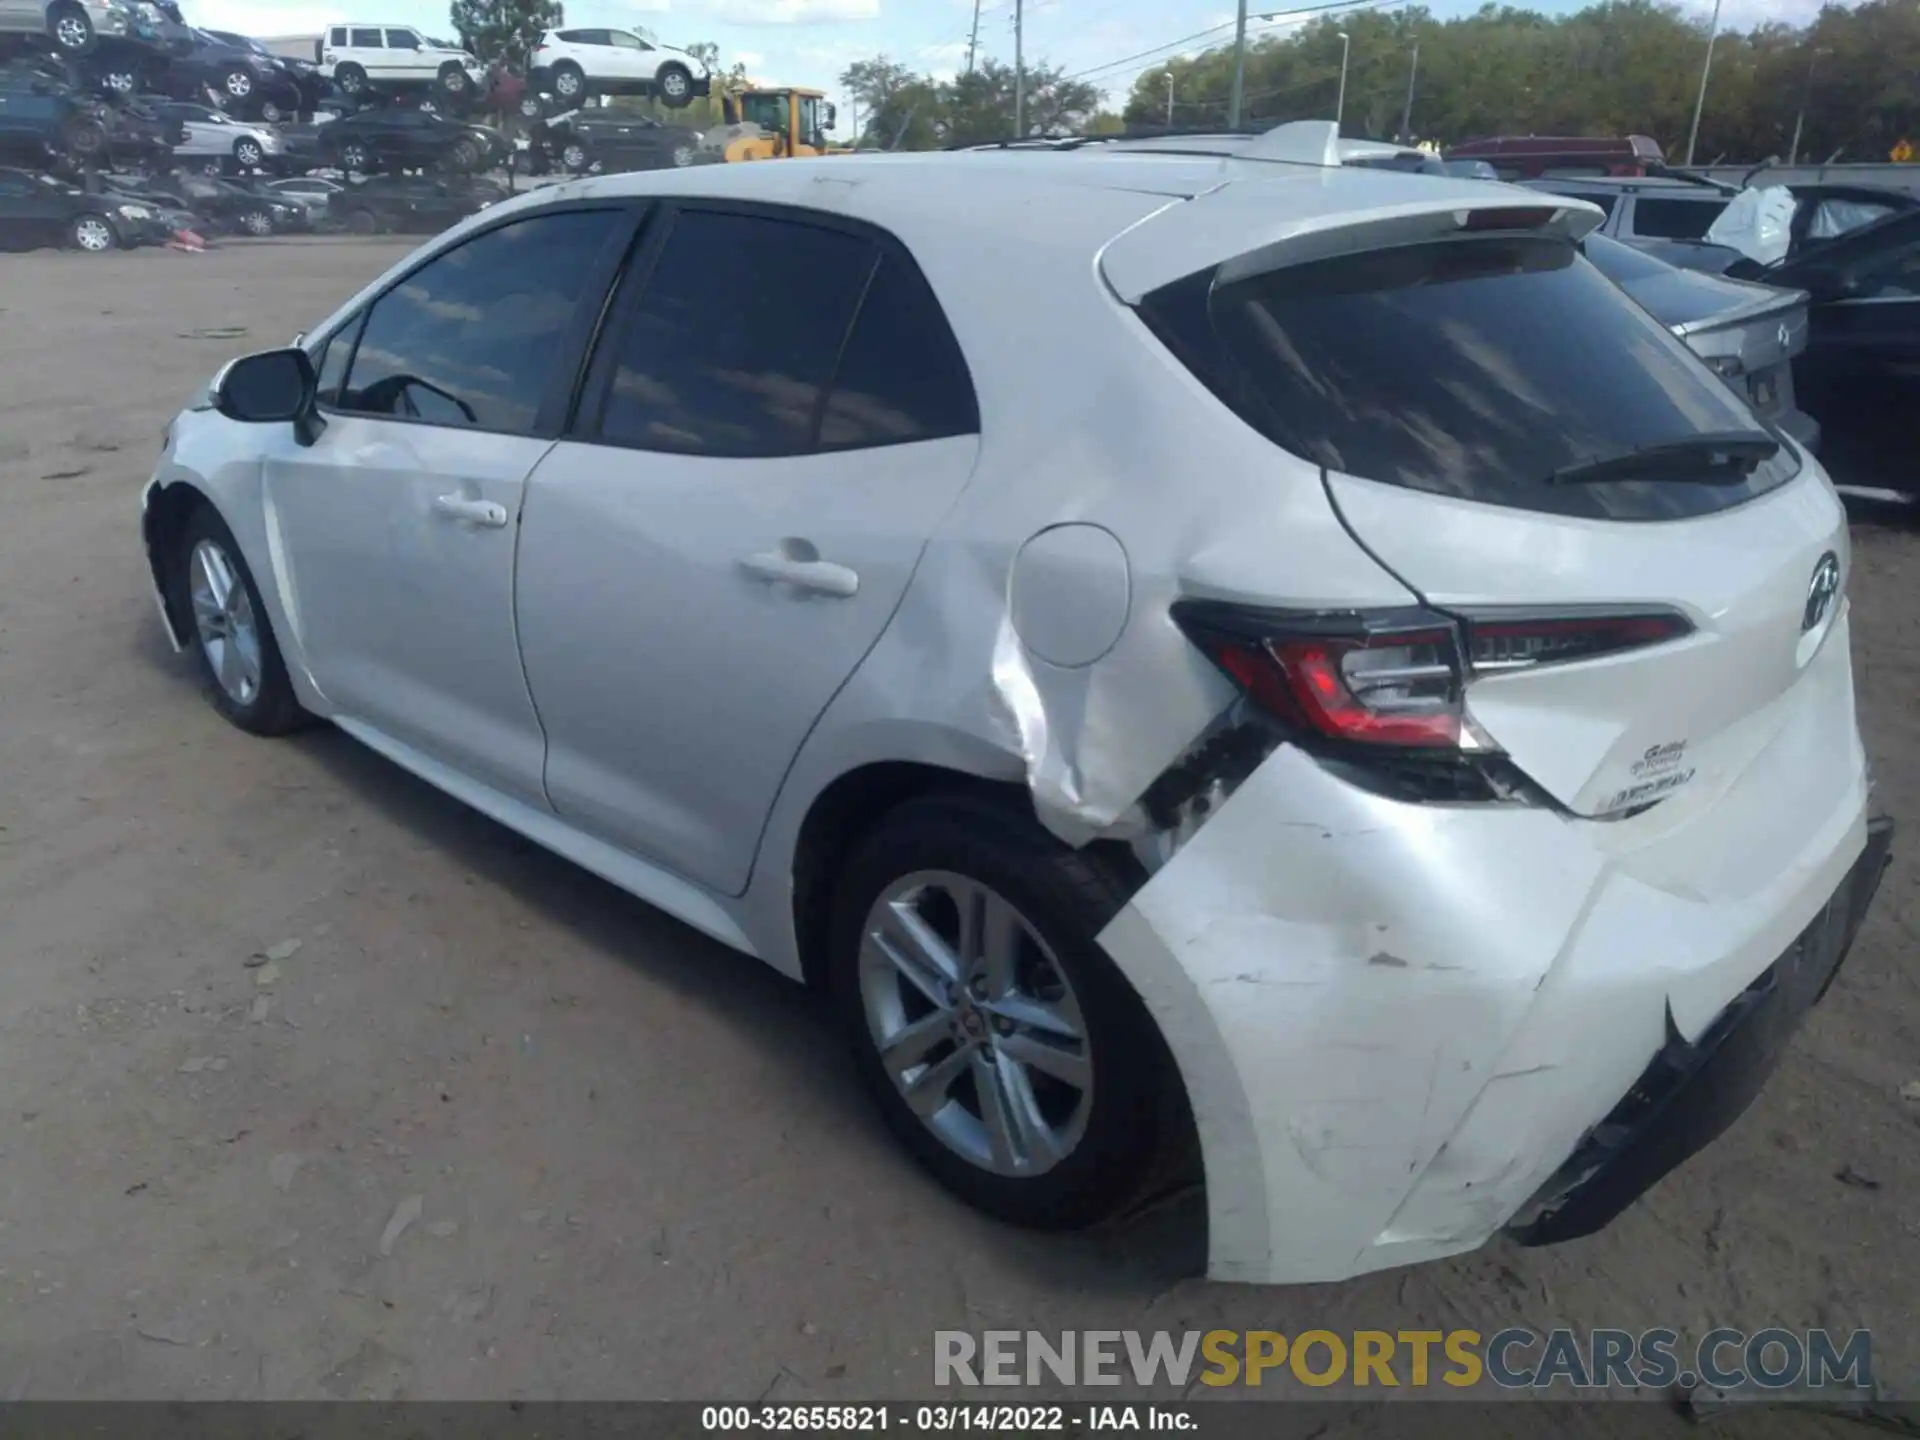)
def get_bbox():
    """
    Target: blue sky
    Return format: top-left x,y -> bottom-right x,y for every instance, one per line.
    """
209,0 -> 1826,136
